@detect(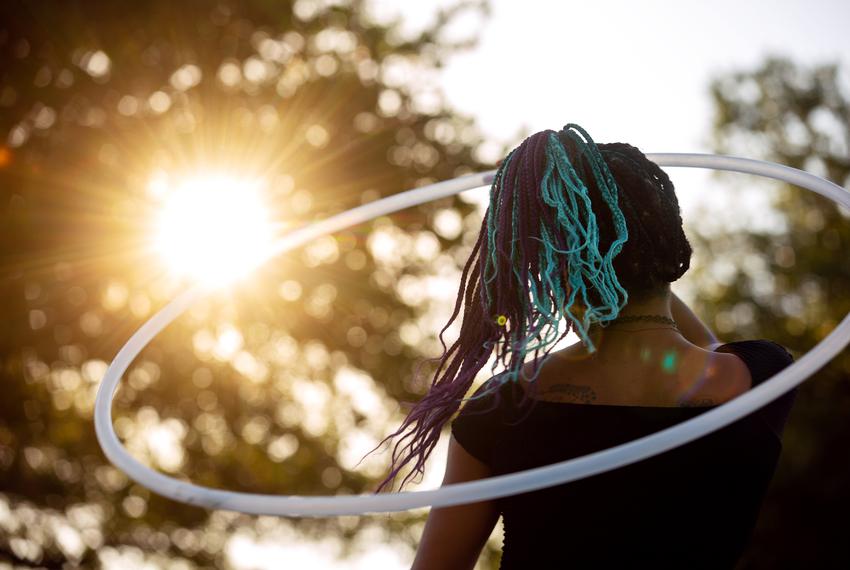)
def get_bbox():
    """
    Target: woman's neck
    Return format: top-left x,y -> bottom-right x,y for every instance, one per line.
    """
609,291 -> 673,321
572,291 -> 690,360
